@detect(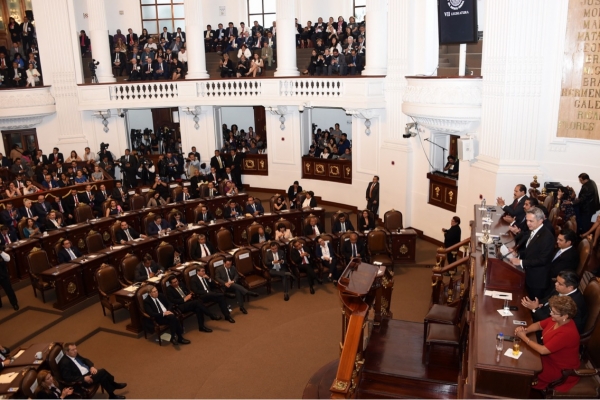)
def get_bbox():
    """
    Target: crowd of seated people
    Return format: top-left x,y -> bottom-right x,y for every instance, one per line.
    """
1,16 -> 42,88
304,123 -> 352,159
220,123 -> 267,156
